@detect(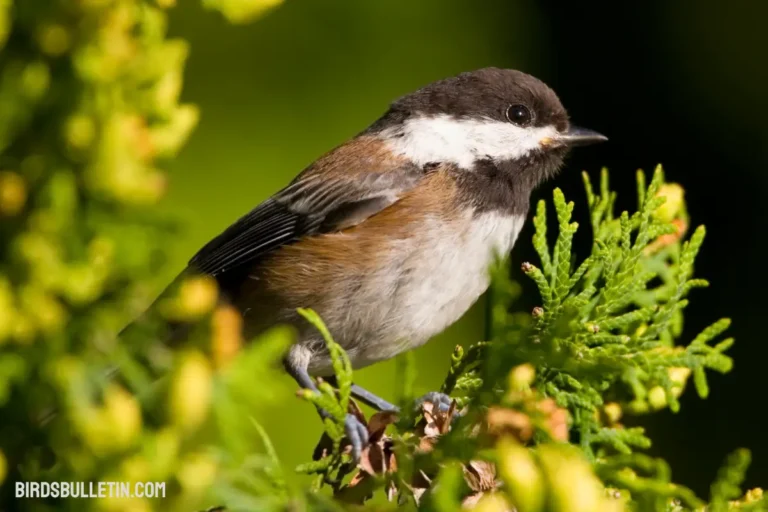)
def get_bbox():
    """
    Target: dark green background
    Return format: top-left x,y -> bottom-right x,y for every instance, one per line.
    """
162,0 -> 768,494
